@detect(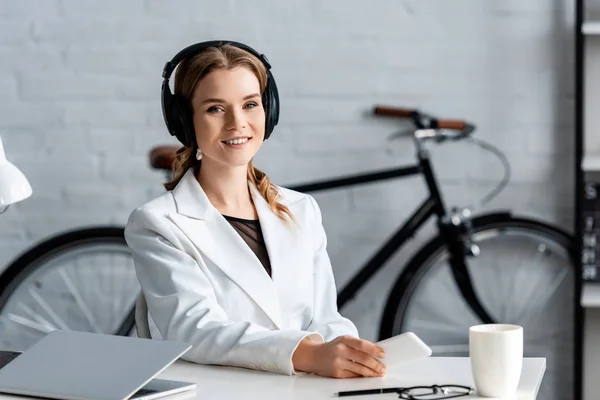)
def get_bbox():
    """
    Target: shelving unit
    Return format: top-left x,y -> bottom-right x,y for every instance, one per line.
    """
577,2 -> 600,400
582,155 -> 600,171
583,21 -> 600,35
